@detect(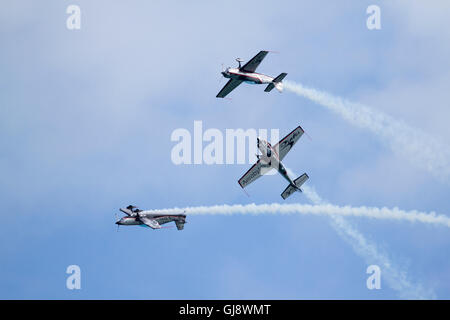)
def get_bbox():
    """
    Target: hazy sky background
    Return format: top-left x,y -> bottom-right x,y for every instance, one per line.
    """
1,0 -> 449,299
